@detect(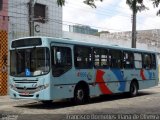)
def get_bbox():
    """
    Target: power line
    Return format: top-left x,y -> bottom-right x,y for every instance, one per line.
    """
0,1 -> 158,33
1,9 -> 158,32
63,4 -> 149,25
0,8 -> 126,32
48,18 -> 127,32
1,1 -> 156,25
